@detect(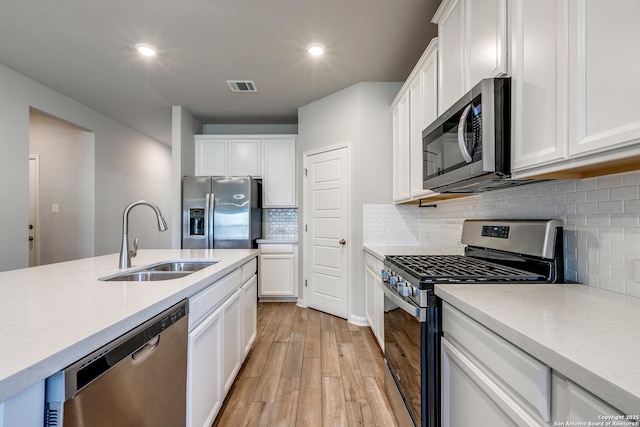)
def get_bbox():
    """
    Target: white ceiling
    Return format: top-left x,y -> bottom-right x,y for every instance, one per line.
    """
0,0 -> 440,144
